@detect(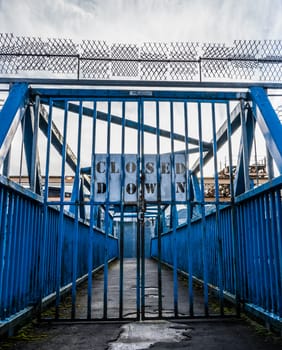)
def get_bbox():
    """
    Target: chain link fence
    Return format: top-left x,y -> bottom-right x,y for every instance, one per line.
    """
0,33 -> 282,81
